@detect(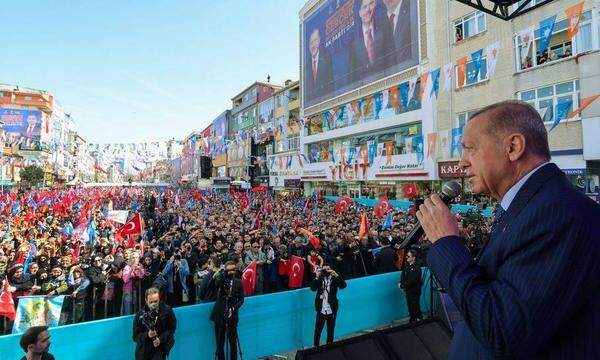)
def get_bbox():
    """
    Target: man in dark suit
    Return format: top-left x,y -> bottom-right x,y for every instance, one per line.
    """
399,250 -> 422,322
373,237 -> 398,273
349,0 -> 394,83
210,261 -> 244,360
417,101 -> 600,359
310,263 -> 347,347
382,0 -> 413,65
306,28 -> 333,102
